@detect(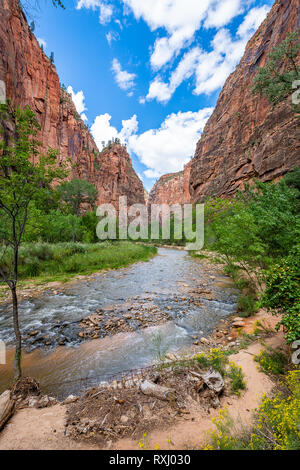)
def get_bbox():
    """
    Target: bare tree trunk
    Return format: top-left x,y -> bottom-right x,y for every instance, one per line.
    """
11,283 -> 22,380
